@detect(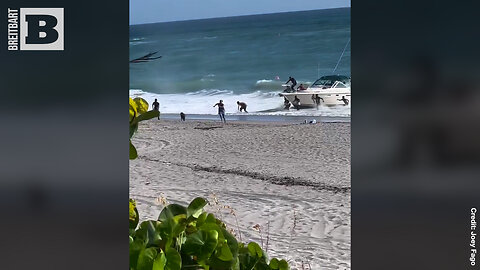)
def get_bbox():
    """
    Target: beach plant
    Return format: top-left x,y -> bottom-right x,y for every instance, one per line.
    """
129,97 -> 159,159
128,99 -> 287,269
129,197 -> 289,270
